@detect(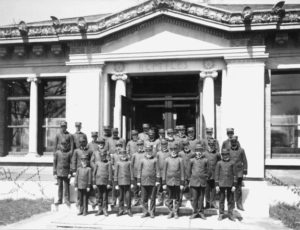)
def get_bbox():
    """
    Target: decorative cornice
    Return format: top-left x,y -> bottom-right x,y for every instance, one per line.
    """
0,0 -> 300,42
